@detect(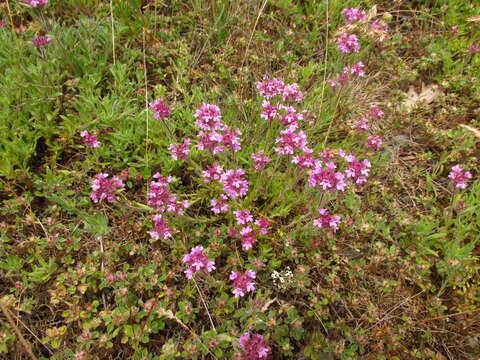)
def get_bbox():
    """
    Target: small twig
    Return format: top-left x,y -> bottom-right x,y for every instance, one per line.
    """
143,28 -> 150,198
460,124 -> 480,139
5,309 -> 53,356
0,302 -> 38,360
192,277 -> 216,332
98,236 -> 107,309
240,0 -> 268,69
317,0 -> 329,123
157,307 -> 218,360
359,290 -> 425,332
109,0 -> 116,66
420,308 -> 480,323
